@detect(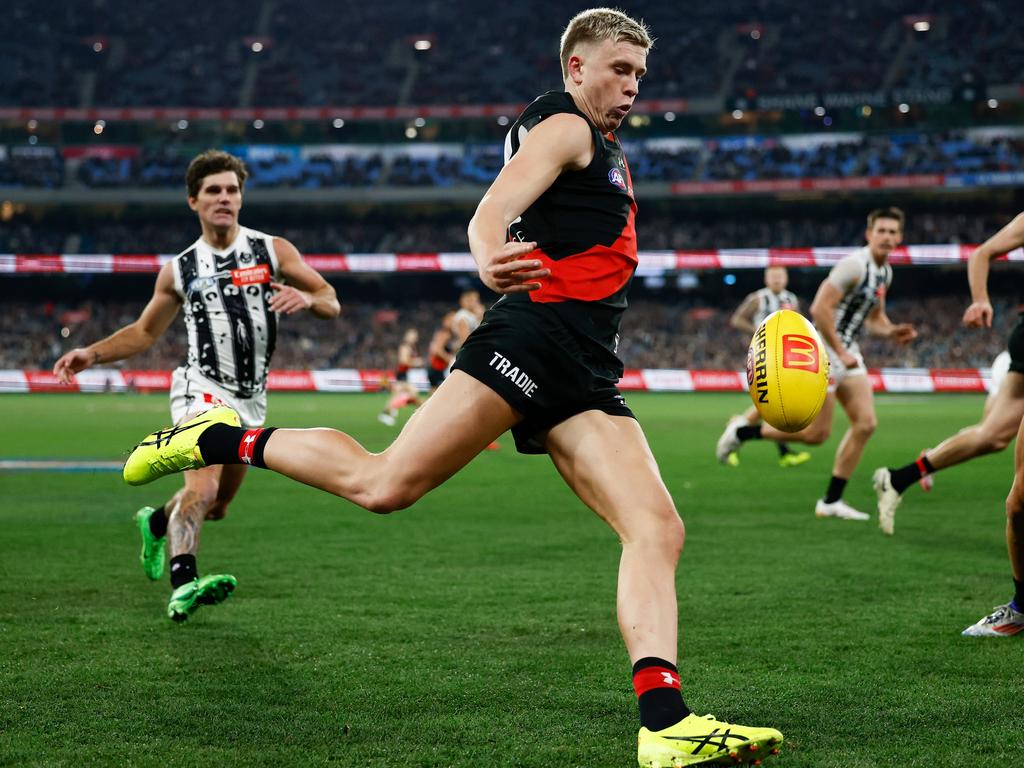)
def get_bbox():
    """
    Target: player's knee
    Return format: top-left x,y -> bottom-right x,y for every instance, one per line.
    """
628,505 -> 685,558
1006,485 -> 1024,519
362,481 -> 423,515
803,425 -> 830,445
205,503 -> 229,521
854,417 -> 877,439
